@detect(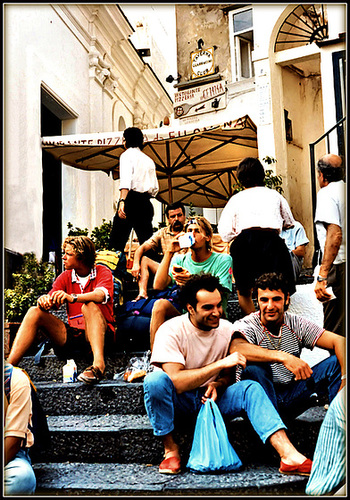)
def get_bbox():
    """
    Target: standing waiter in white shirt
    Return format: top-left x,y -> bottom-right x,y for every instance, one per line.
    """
109,127 -> 159,252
